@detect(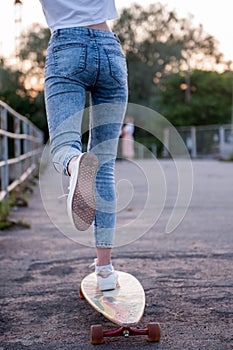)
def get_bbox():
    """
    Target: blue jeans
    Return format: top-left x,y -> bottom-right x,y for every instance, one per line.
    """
44,27 -> 128,247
